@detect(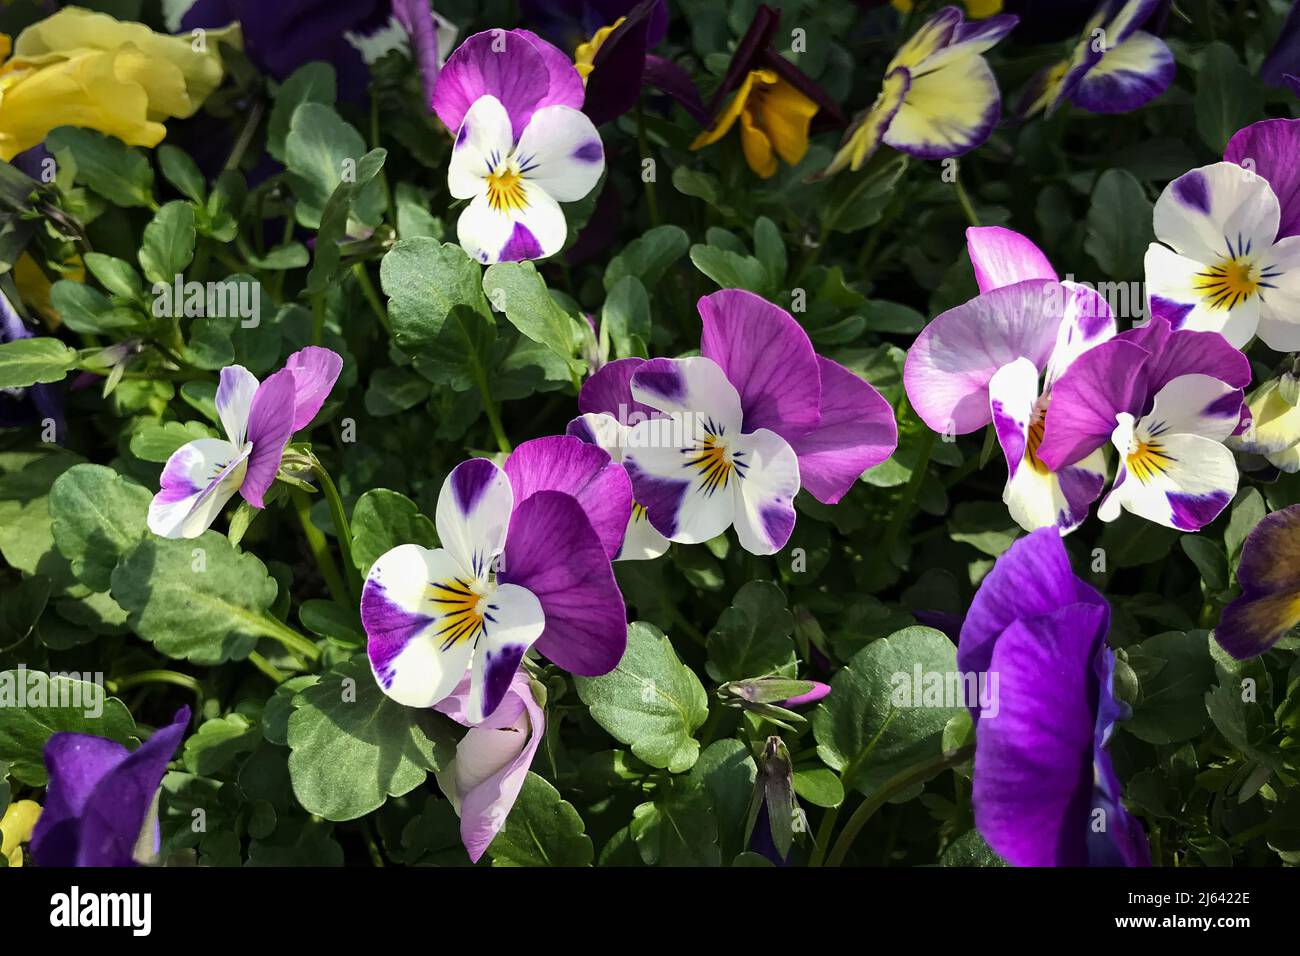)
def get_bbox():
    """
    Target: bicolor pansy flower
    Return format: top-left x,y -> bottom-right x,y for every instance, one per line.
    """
30,707 -> 189,867
819,5 -> 1017,178
690,4 -> 843,179
362,438 -> 629,723
1227,373 -> 1300,472
433,28 -> 605,264
959,529 -> 1149,867
1217,505 -> 1300,659
1144,161 -> 1300,350
1033,314 -> 1250,532
1225,117 -> 1300,241
619,289 -> 897,556
147,347 -> 343,539
567,358 -> 671,561
433,670 -> 544,862
905,227 -> 1115,533
1018,0 -> 1174,118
